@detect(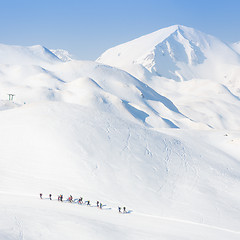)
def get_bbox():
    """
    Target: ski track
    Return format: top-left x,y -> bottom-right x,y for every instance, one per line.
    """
134,212 -> 240,235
